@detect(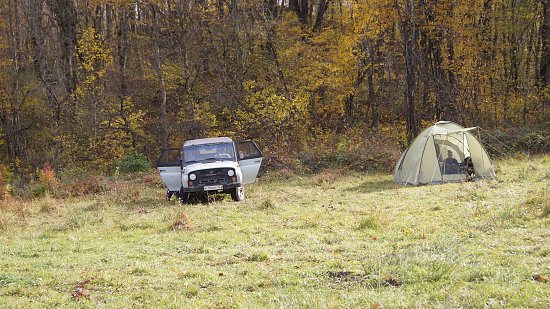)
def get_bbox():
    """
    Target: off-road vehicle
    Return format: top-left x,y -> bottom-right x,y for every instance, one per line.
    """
156,137 -> 263,202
